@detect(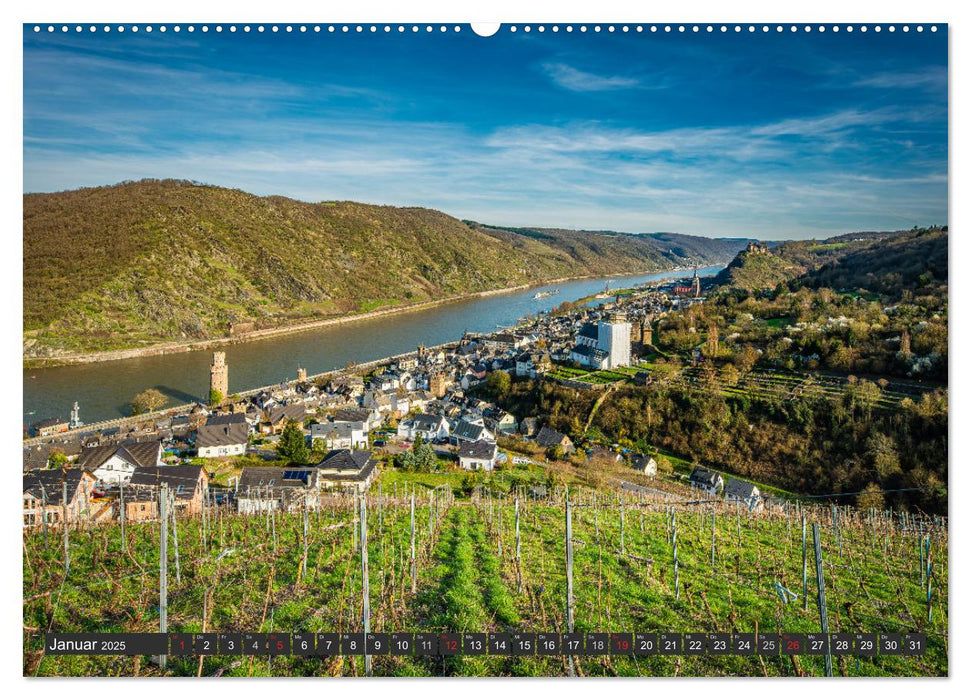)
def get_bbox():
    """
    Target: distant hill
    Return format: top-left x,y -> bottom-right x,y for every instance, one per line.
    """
23,179 -> 745,359
715,227 -> 948,297
713,242 -> 806,290
796,228 -> 947,297
469,224 -> 751,267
